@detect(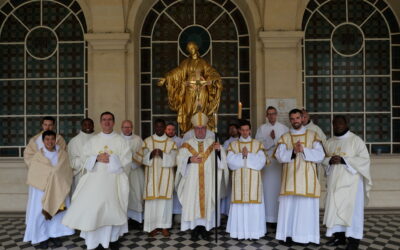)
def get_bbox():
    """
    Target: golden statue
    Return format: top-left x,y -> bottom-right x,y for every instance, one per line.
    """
158,41 -> 222,133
